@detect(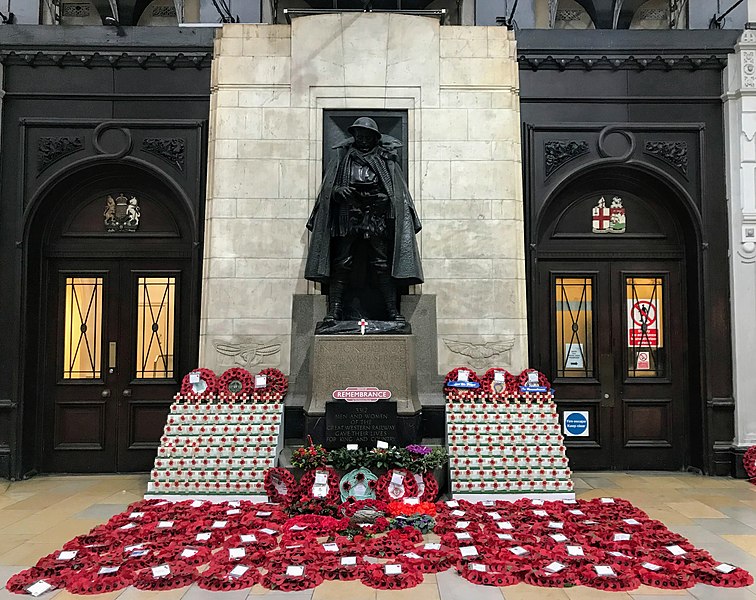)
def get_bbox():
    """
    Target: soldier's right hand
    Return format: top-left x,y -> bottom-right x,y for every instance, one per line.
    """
334,186 -> 354,203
